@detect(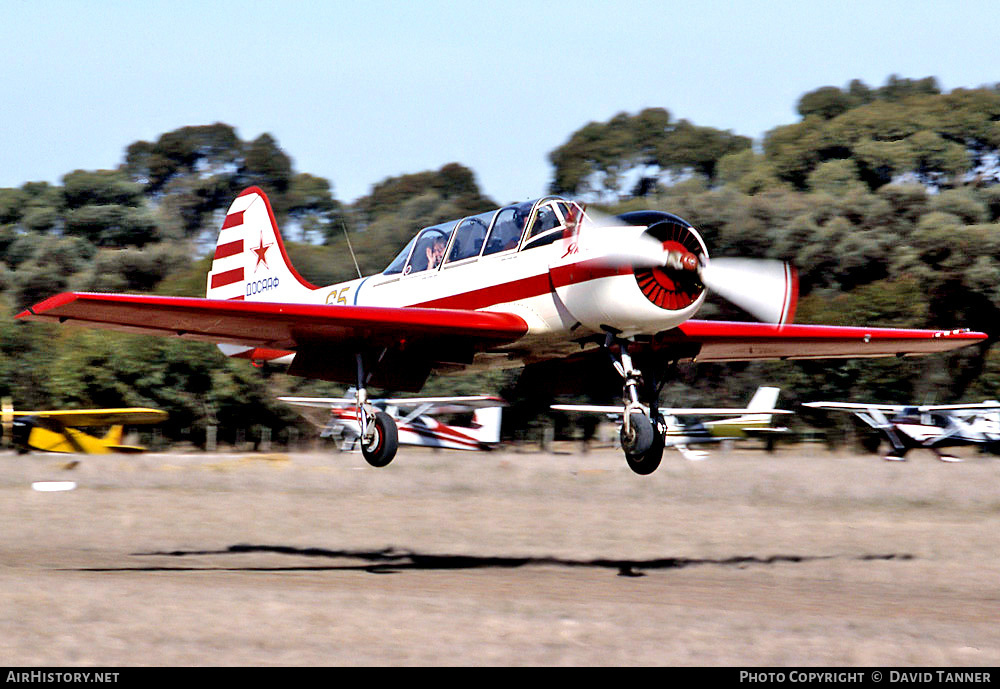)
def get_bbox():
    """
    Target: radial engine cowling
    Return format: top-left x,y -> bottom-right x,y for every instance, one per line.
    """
550,211 -> 709,337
